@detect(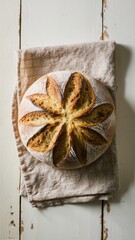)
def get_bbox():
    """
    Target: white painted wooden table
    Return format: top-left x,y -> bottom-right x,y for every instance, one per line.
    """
0,0 -> 135,239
